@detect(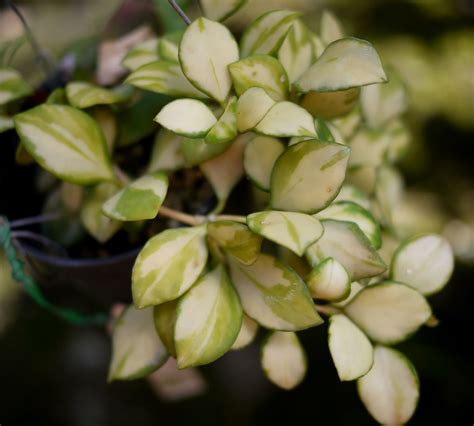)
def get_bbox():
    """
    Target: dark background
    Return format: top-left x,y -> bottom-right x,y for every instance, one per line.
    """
1,0 -> 473,425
